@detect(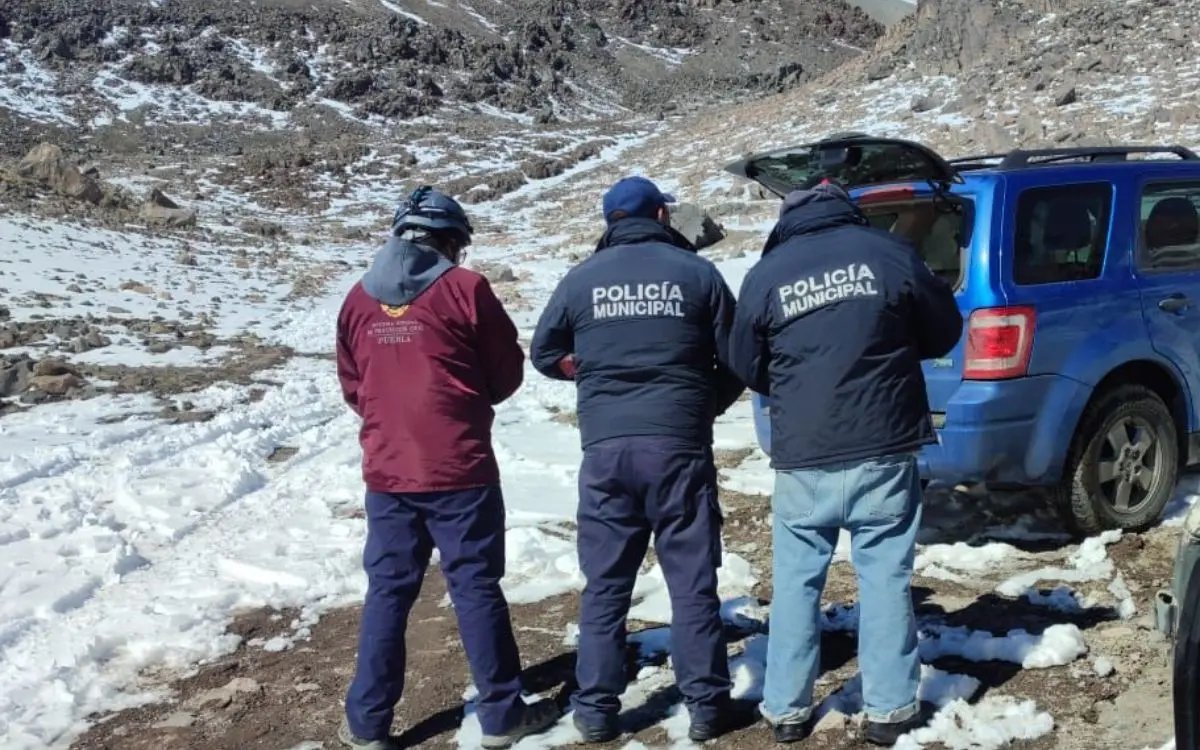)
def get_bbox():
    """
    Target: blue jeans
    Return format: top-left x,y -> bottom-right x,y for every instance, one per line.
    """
345,487 -> 526,739
761,453 -> 922,725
